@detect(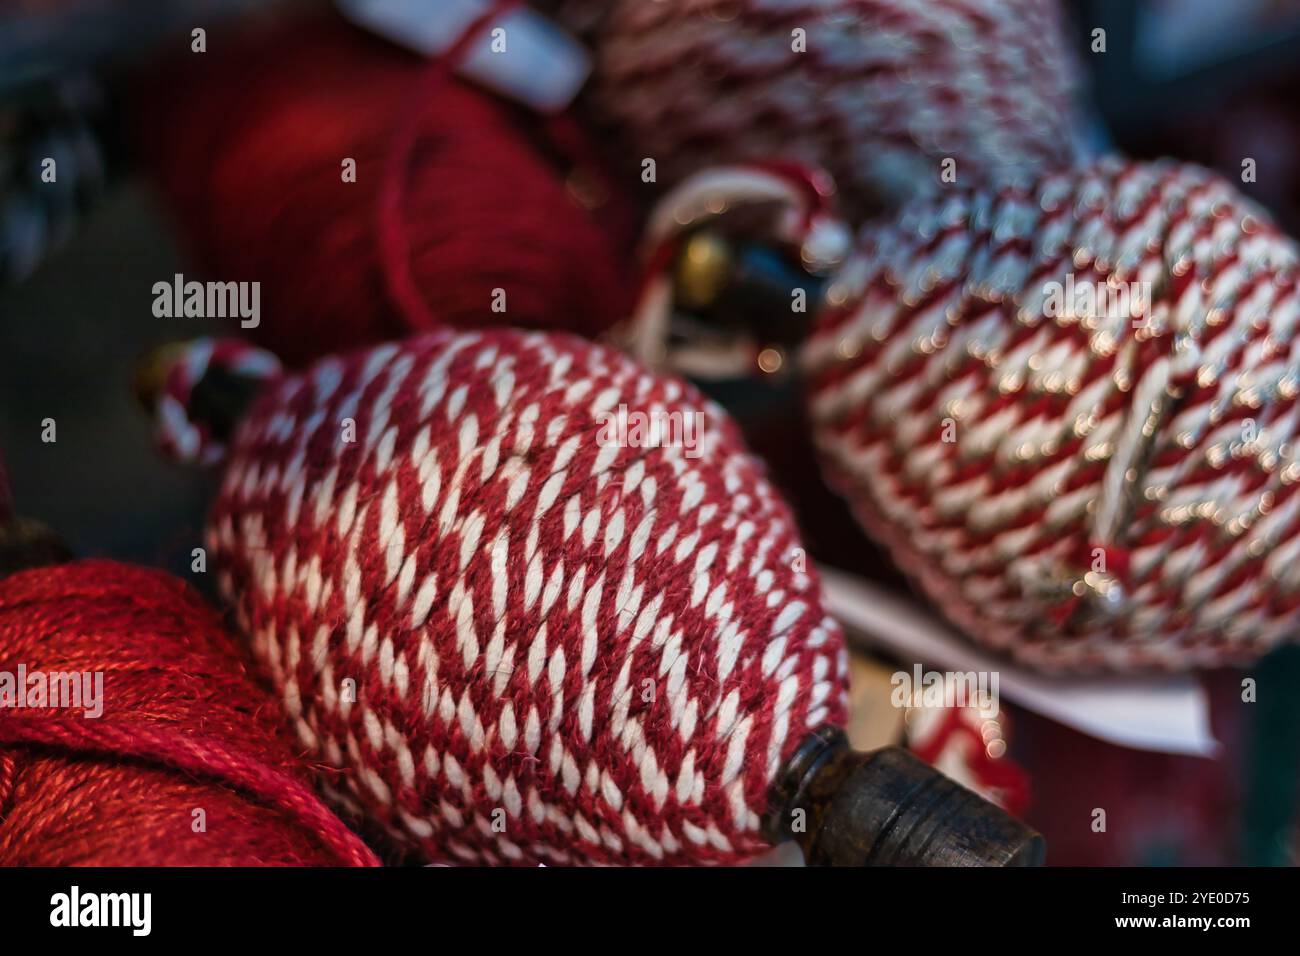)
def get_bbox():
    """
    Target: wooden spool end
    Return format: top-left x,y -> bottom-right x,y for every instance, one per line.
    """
766,726 -> 1045,866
